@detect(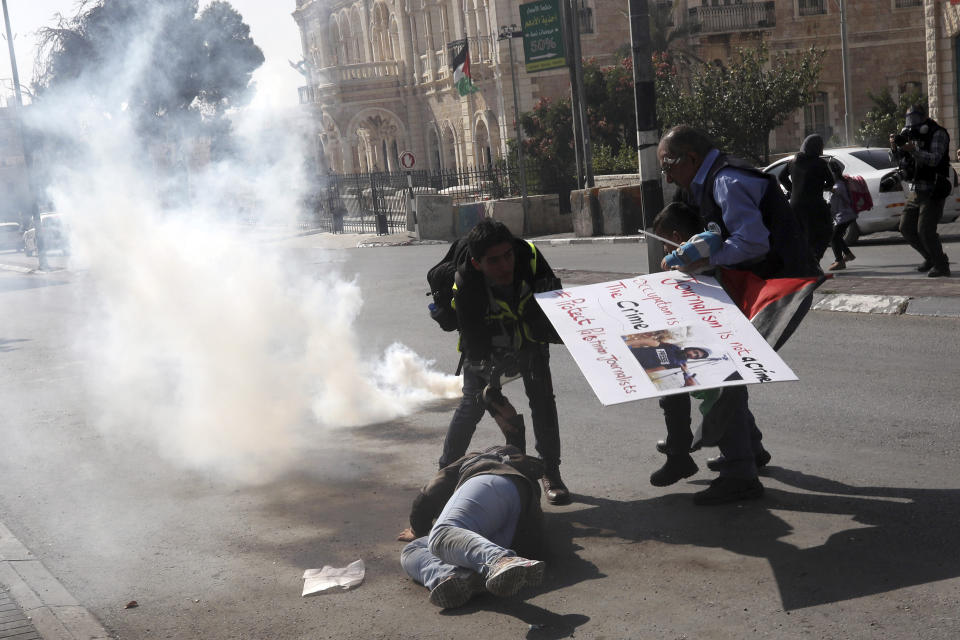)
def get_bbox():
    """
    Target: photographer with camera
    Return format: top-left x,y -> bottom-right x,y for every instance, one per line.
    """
437,219 -> 571,505
889,104 -> 952,278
